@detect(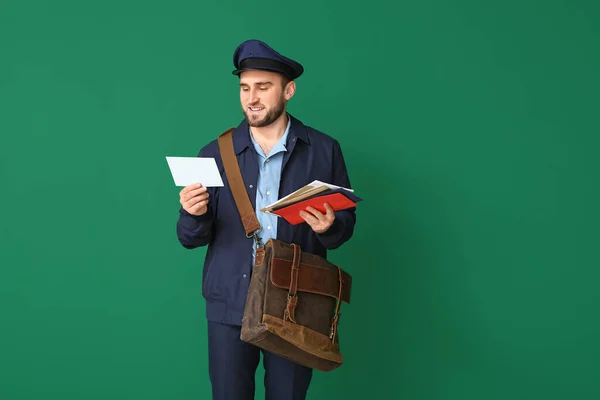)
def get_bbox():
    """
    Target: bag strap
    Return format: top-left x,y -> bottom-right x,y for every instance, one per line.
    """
330,264 -> 343,342
217,128 -> 263,245
284,243 -> 301,323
